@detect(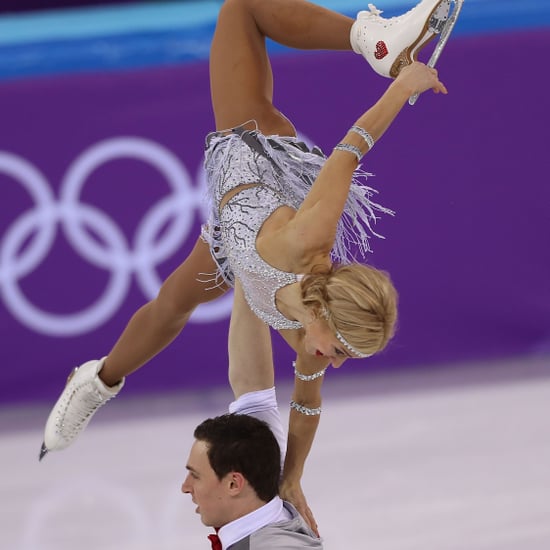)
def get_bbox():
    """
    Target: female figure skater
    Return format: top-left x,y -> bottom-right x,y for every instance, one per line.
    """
40,0 -> 452,520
